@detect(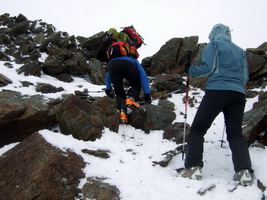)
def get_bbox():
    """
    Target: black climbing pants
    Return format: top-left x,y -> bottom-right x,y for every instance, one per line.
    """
108,59 -> 141,111
185,90 -> 252,172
